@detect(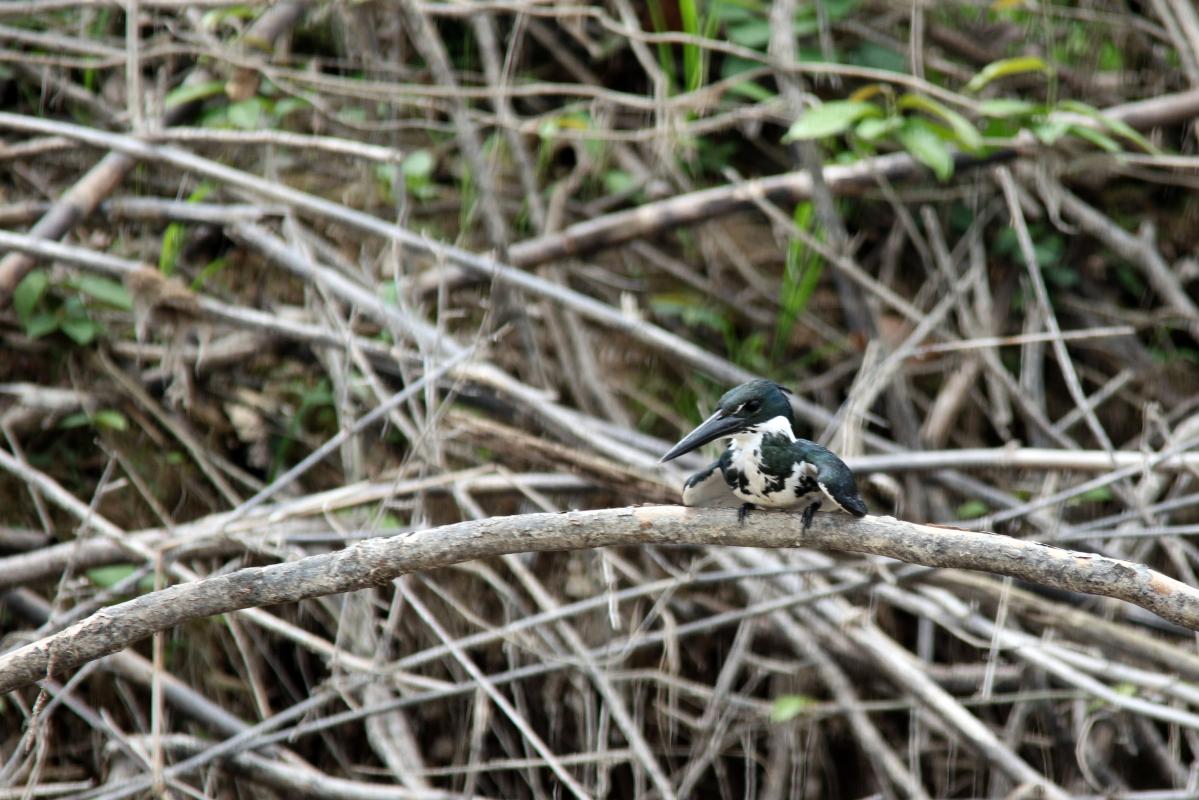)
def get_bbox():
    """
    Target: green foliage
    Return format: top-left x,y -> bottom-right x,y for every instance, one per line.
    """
718,5 -> 770,49
602,169 -> 637,197
646,0 -> 679,91
956,499 -> 990,519
720,56 -> 774,102
199,4 -> 258,31
784,101 -> 882,142
13,270 -> 130,346
896,117 -> 954,181
786,74 -> 1161,183
1098,42 -> 1124,71
198,82 -> 310,130
271,378 -> 336,478
60,409 -> 129,432
1055,100 -> 1159,154
376,149 -> 439,204
160,183 -> 214,276
402,149 -> 437,198
774,203 -> 823,360
771,693 -> 817,722
995,226 -> 1063,271
68,275 -> 133,310
651,293 -> 768,374
678,0 -> 719,93
13,269 -> 48,322
86,564 -> 142,591
164,80 -> 226,110
963,56 -> 1050,94
1070,486 -> 1114,506
896,93 -> 982,151
191,256 -> 230,291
